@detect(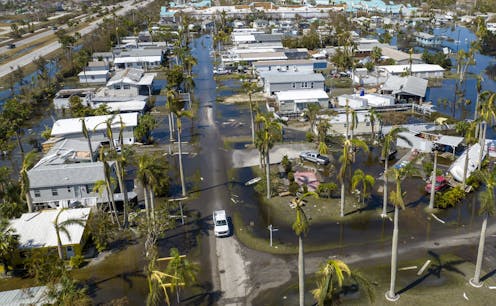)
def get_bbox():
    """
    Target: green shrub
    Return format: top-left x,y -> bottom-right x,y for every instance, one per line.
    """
289,182 -> 299,195
317,182 -> 338,198
435,187 -> 465,209
69,255 -> 84,269
306,131 -> 314,142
